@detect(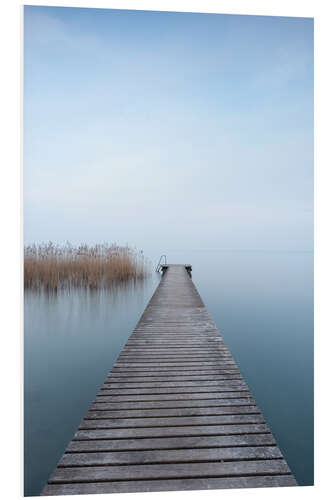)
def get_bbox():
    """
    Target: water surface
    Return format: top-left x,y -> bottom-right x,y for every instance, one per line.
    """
24,277 -> 160,496
24,250 -> 313,495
